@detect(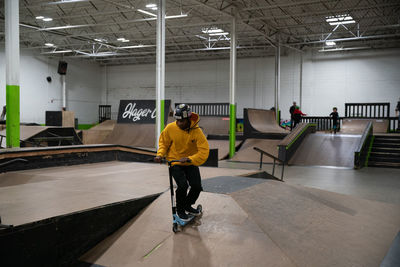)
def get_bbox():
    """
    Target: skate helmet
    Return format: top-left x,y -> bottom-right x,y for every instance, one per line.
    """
174,104 -> 192,120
